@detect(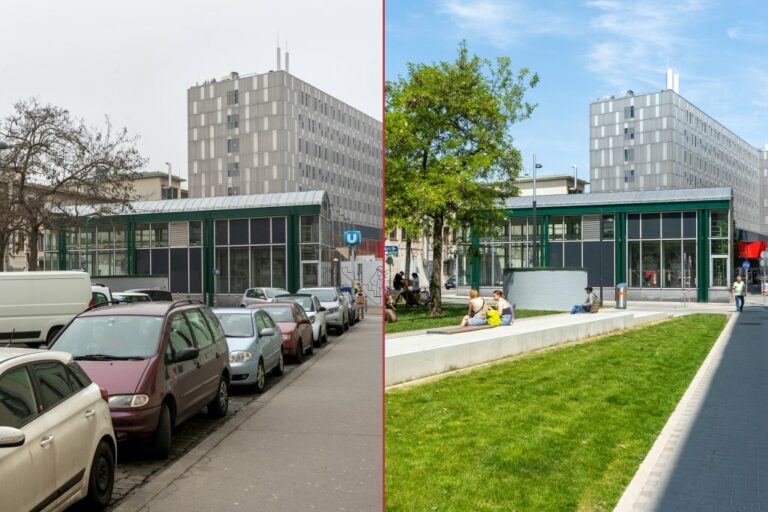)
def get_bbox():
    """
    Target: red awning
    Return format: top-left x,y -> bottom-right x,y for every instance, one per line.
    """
738,241 -> 767,259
